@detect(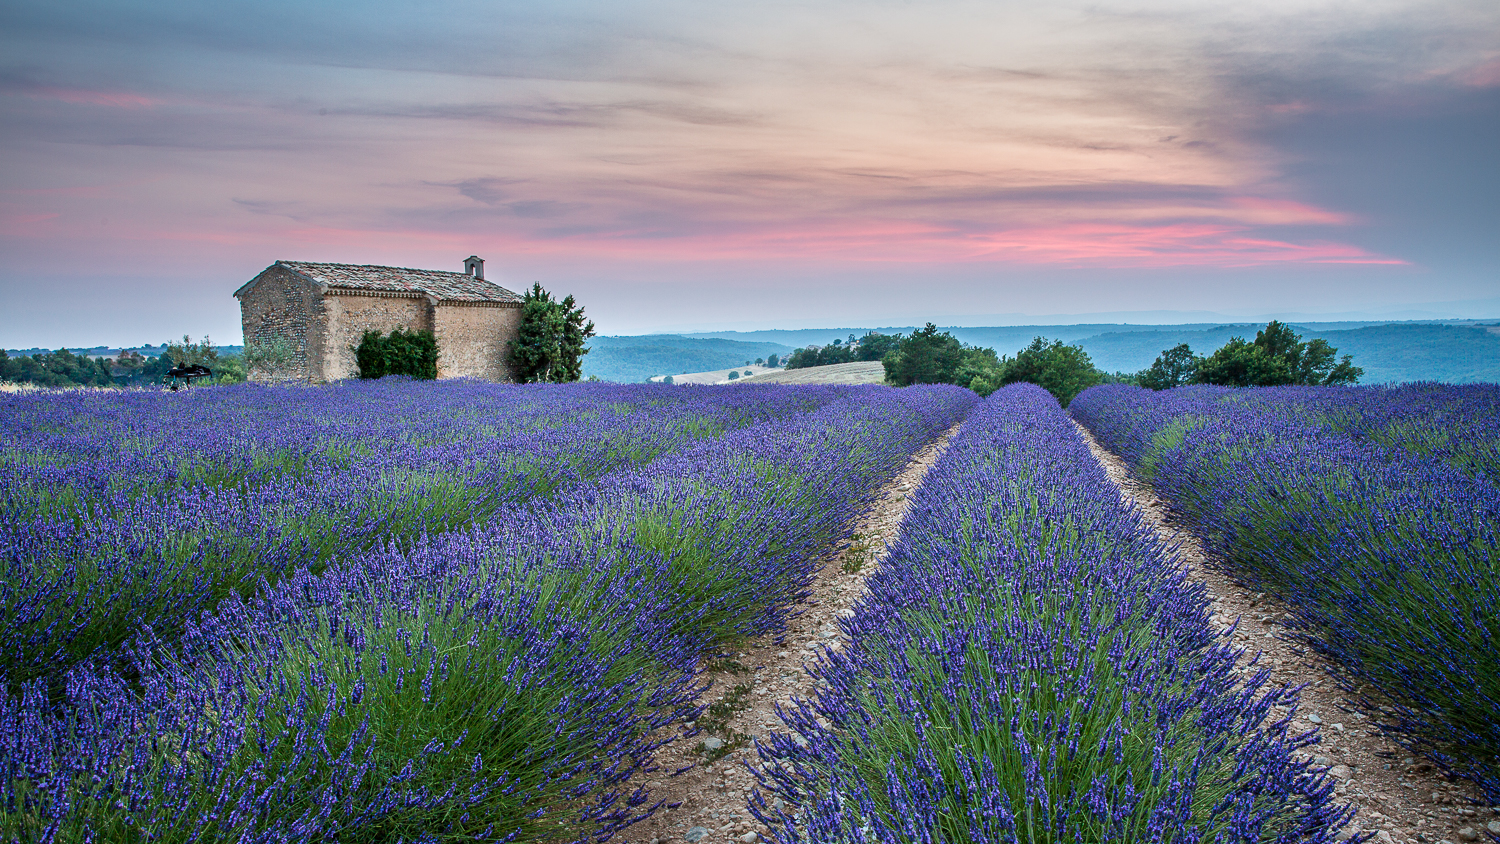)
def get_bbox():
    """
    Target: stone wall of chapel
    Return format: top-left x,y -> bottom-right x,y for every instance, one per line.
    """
433,303 -> 521,381
320,294 -> 432,381
237,266 -> 322,382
